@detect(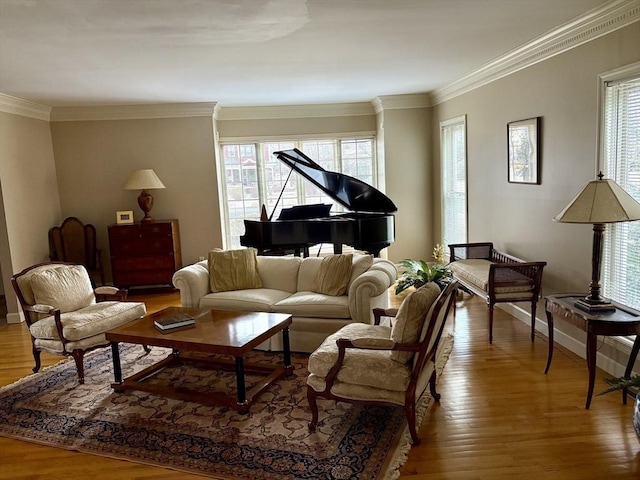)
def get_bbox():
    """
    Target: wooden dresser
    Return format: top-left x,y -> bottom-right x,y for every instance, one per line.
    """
108,219 -> 182,289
